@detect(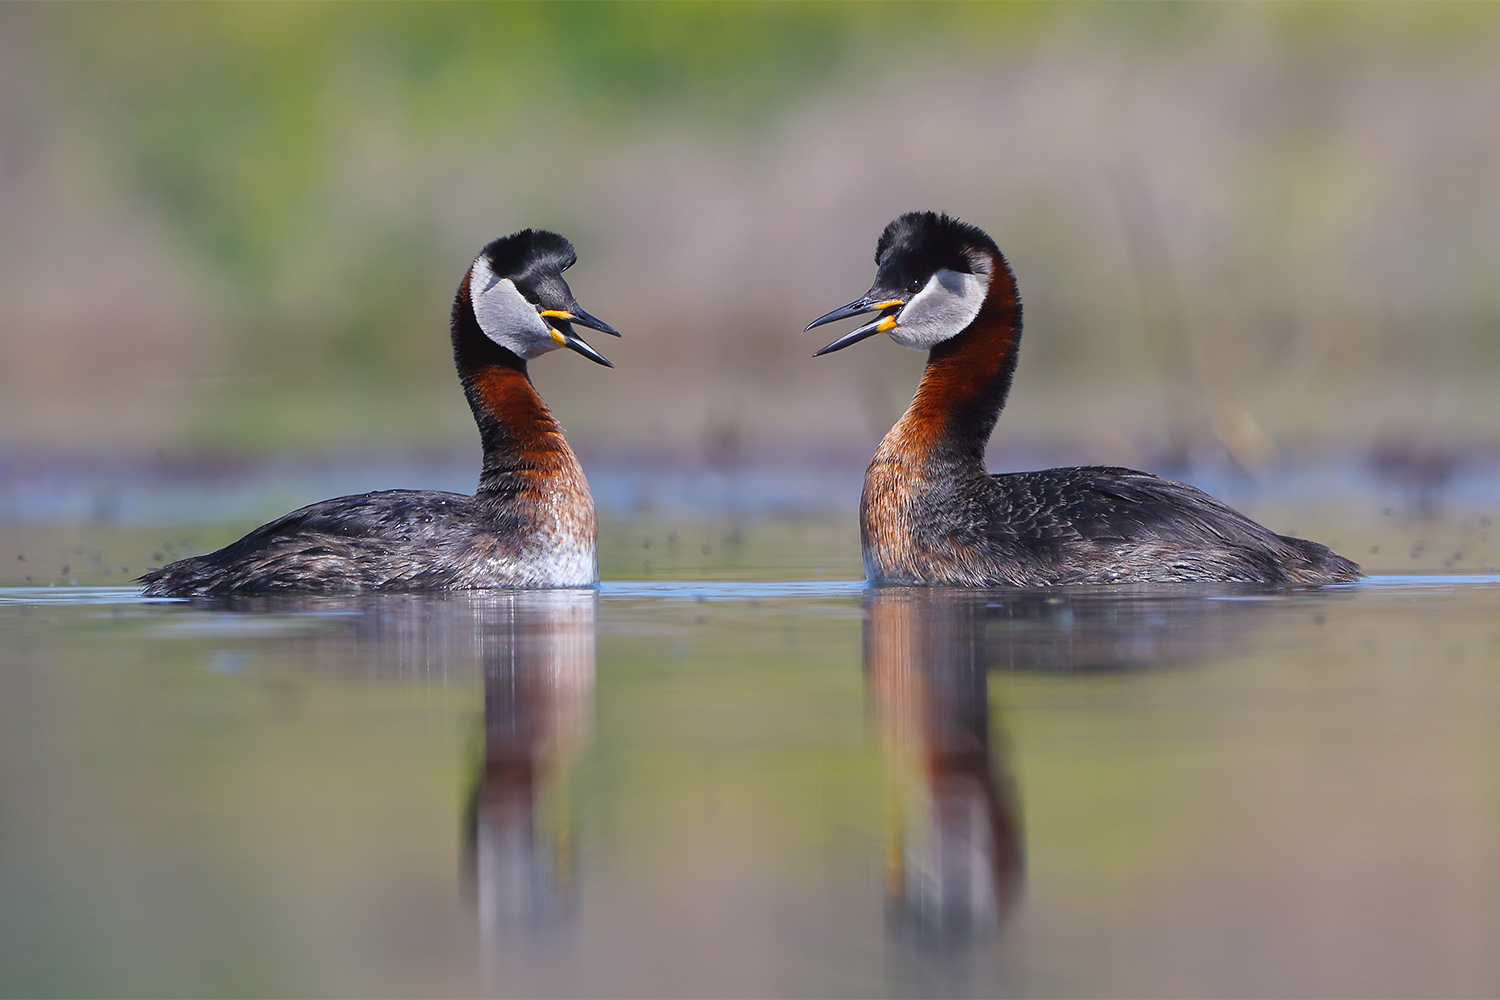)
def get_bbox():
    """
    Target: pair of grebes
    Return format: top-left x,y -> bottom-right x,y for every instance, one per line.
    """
141,212 -> 1360,596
